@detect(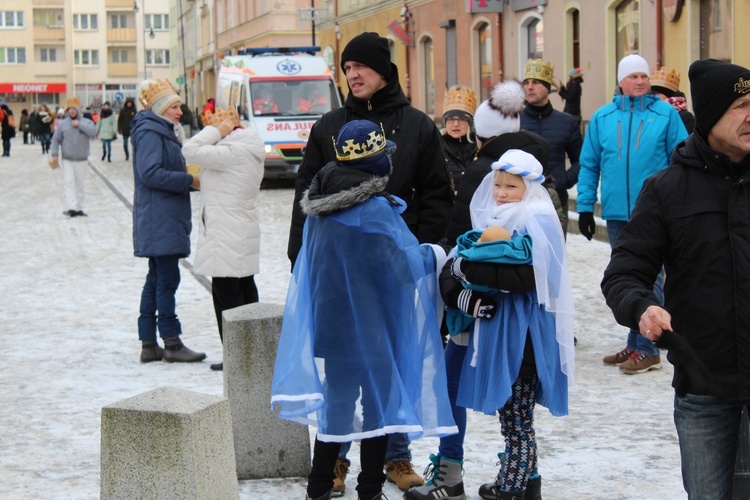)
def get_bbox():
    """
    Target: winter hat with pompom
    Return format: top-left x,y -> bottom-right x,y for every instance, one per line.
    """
473,80 -> 526,140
